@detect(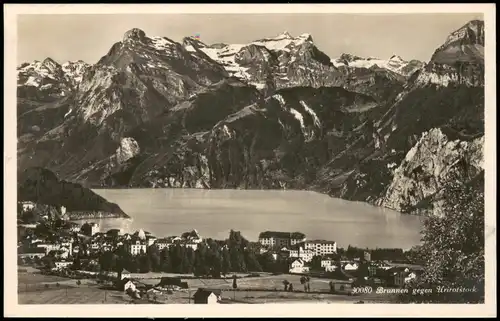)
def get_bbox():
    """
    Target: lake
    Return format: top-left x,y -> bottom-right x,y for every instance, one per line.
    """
84,188 -> 424,249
